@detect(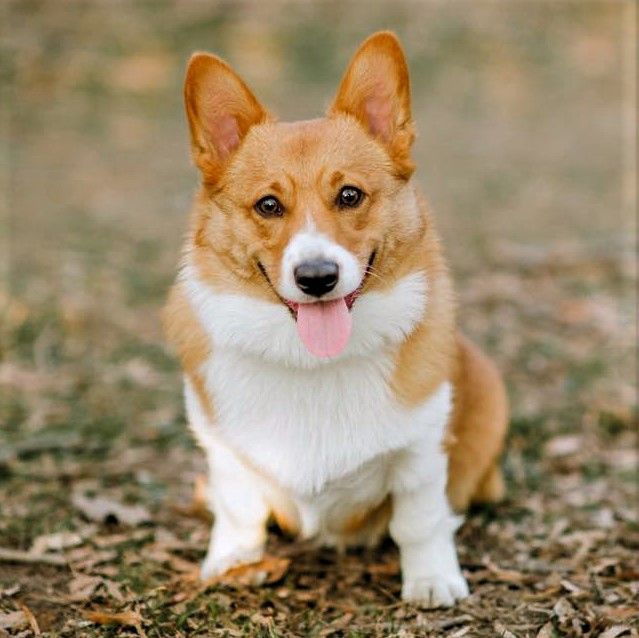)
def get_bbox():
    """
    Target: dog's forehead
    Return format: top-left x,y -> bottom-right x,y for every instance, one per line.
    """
240,117 -> 381,180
